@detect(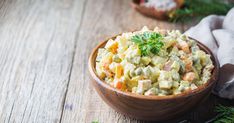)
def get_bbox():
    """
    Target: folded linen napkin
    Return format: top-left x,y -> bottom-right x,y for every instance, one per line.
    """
185,8 -> 234,100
